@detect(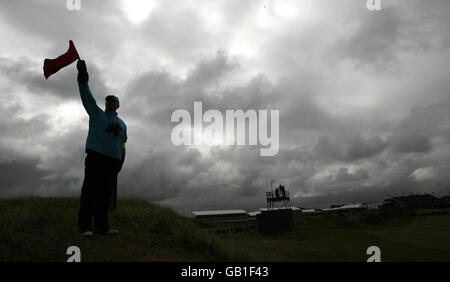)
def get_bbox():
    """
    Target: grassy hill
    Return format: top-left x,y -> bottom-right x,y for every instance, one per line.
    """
0,197 -> 229,261
1,197 -> 450,262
